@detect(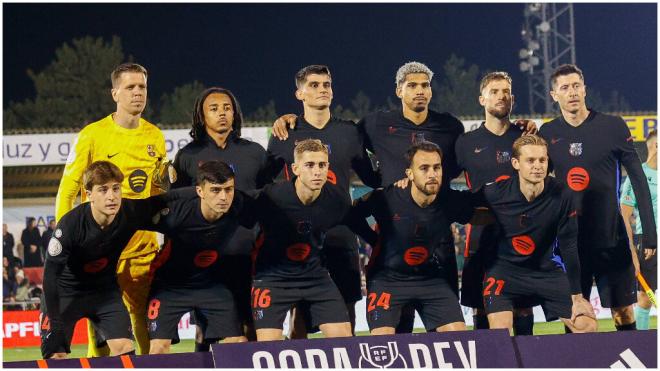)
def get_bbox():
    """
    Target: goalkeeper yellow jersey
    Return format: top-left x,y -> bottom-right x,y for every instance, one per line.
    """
55,113 -> 167,259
